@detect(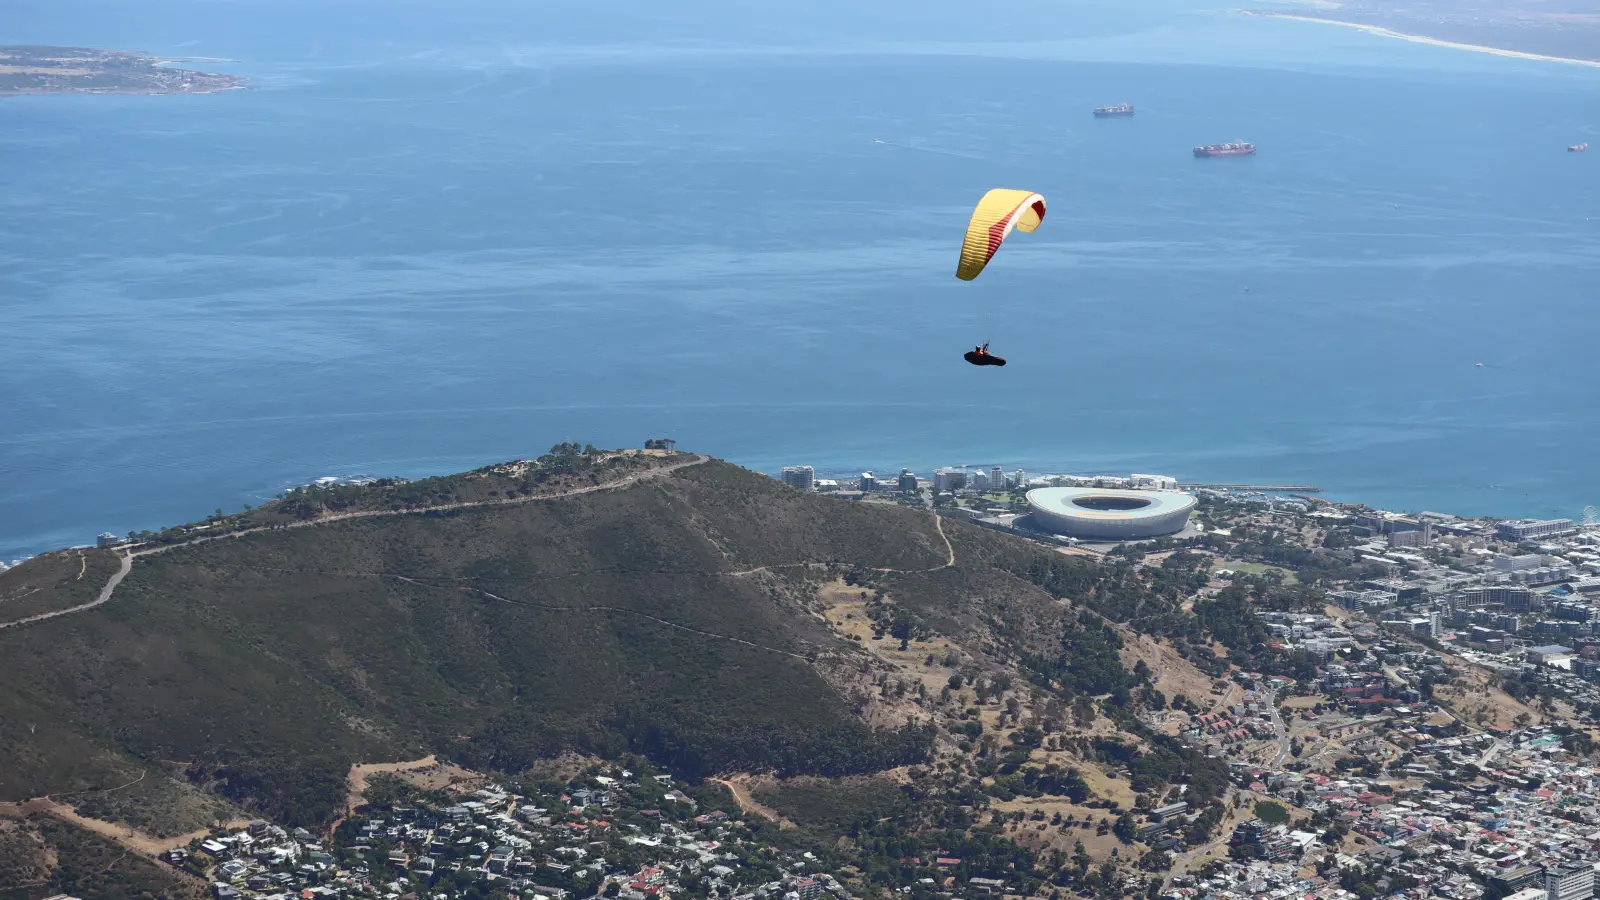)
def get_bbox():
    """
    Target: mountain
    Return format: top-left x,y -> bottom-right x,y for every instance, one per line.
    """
0,450 -> 1087,823
0,447 -> 1248,900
